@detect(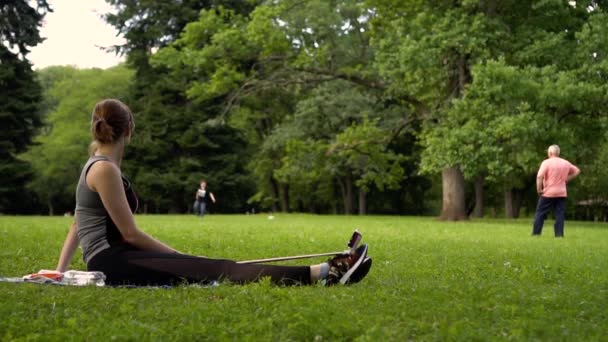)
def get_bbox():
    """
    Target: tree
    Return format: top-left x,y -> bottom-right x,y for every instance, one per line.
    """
272,81 -> 405,214
103,0 -> 258,213
272,81 -> 379,214
0,0 -> 51,213
370,0 -> 608,220
152,0 -> 416,214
